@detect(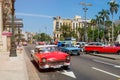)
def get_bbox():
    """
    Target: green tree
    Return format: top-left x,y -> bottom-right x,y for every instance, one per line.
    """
108,0 -> 119,42
98,9 -> 110,42
76,27 -> 84,41
95,15 -> 103,42
59,25 -> 76,40
114,25 -> 120,39
105,20 -> 112,41
90,19 -> 96,41
59,25 -> 71,39
33,33 -> 52,42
